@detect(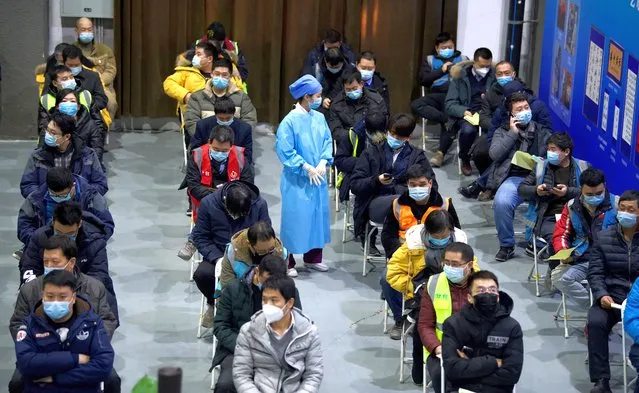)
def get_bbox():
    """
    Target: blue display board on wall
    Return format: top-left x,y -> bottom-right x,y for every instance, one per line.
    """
539,0 -> 639,194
